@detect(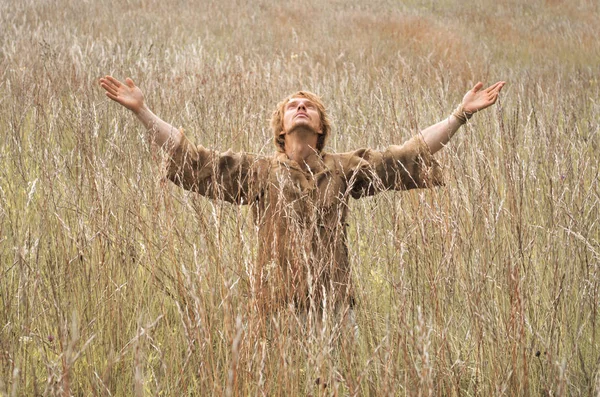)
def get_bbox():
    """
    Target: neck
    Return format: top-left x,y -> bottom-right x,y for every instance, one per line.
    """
283,128 -> 320,167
